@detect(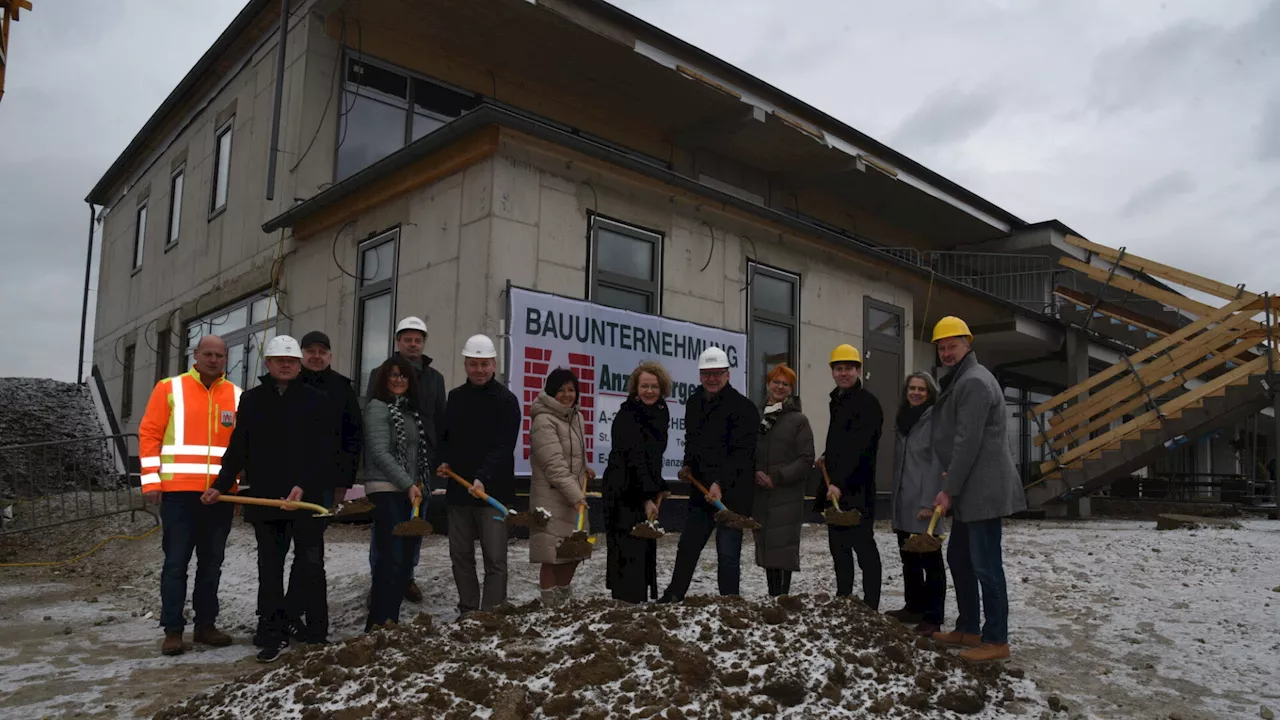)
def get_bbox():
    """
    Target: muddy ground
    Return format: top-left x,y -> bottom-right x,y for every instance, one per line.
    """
1,512 -> 1279,719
